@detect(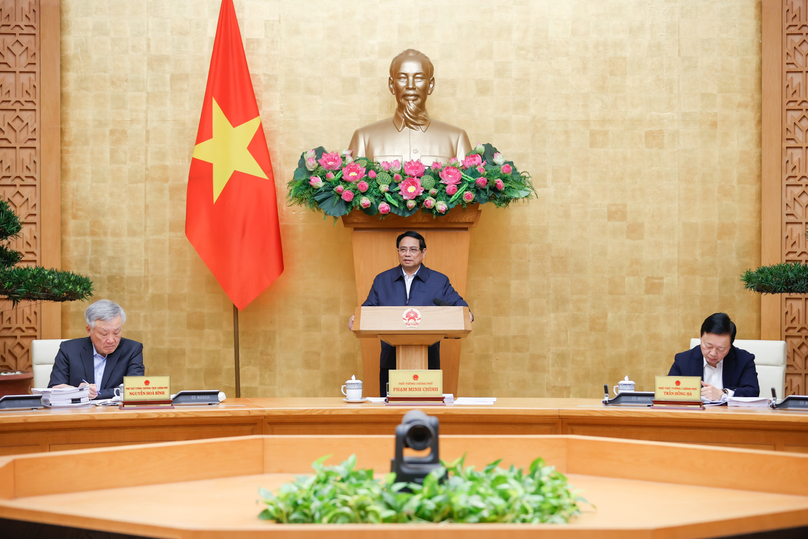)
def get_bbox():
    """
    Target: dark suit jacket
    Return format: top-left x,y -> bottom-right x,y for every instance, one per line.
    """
668,345 -> 760,397
362,265 -> 468,393
48,337 -> 145,399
